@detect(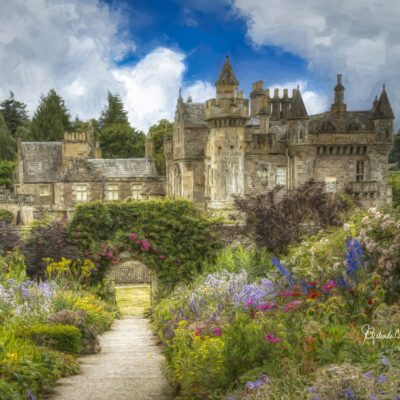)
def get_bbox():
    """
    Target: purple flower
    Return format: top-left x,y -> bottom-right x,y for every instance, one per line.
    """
26,390 -> 36,400
363,371 -> 373,378
369,395 -> 377,400
381,356 -> 389,366
377,374 -> 386,384
344,387 -> 356,399
308,387 -> 317,393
